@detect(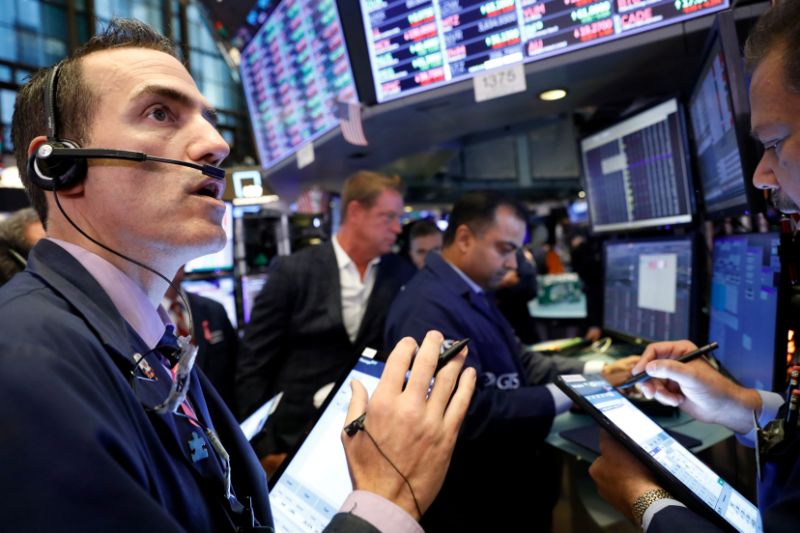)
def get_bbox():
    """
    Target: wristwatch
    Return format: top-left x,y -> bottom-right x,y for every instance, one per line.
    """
632,488 -> 673,525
